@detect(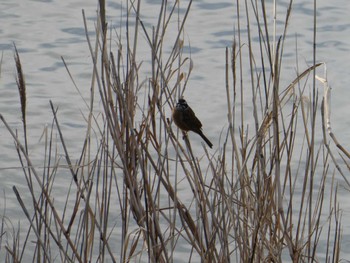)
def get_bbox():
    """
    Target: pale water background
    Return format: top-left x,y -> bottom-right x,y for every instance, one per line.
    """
1,0 -> 350,261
